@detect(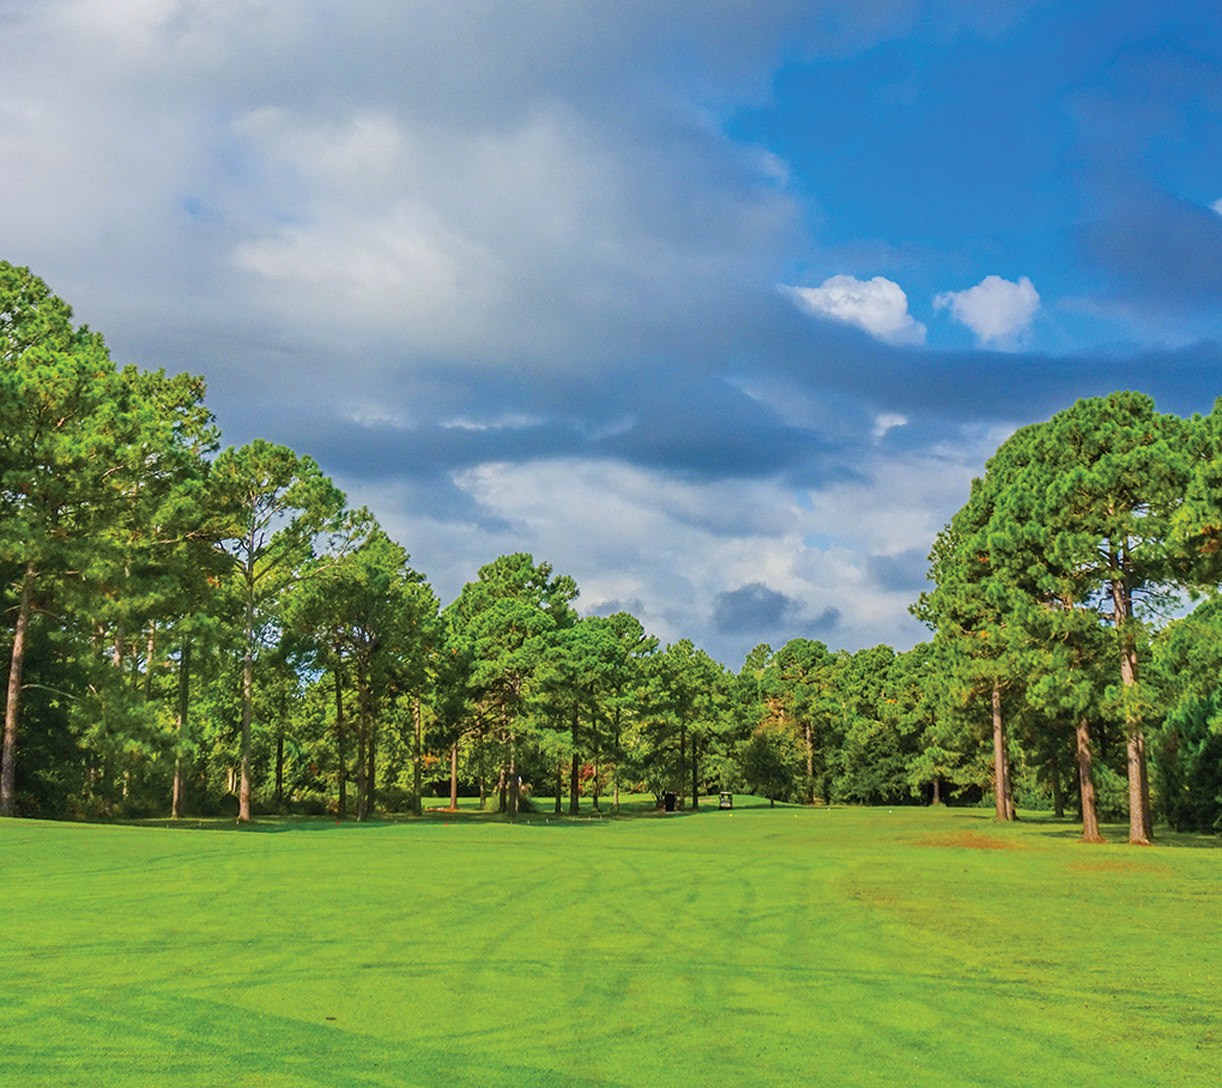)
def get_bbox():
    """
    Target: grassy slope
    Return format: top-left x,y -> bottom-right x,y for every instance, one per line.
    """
3,801 -> 1220,1087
